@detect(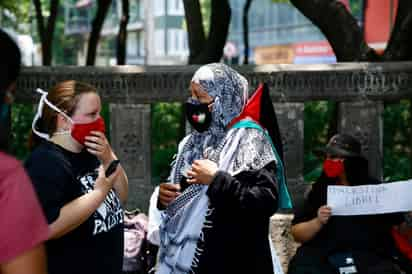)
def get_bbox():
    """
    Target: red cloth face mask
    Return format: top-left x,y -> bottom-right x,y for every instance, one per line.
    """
323,159 -> 344,178
71,117 -> 106,145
